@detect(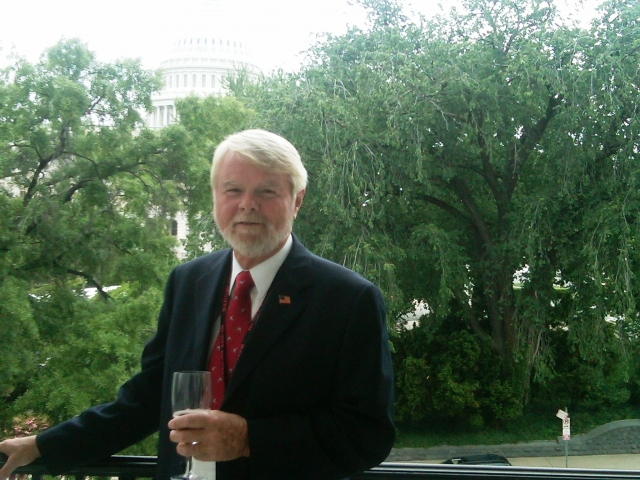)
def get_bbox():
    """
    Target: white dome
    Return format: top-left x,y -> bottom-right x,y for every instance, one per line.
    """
148,0 -> 261,128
